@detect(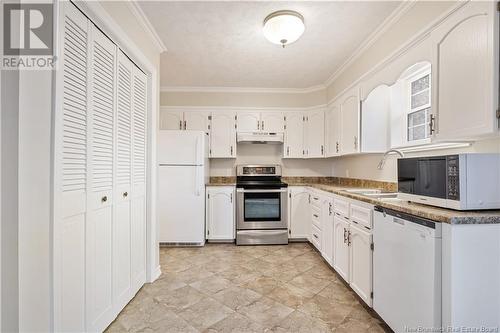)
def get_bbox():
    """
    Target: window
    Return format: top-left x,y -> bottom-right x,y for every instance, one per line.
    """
406,69 -> 431,142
